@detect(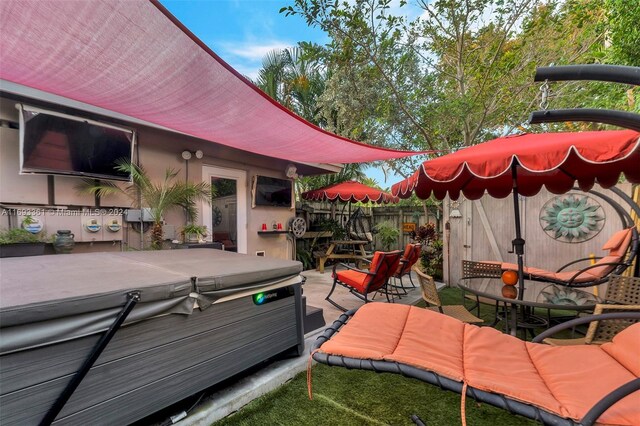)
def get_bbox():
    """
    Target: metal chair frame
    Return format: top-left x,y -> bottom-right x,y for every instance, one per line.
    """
326,250 -> 402,312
